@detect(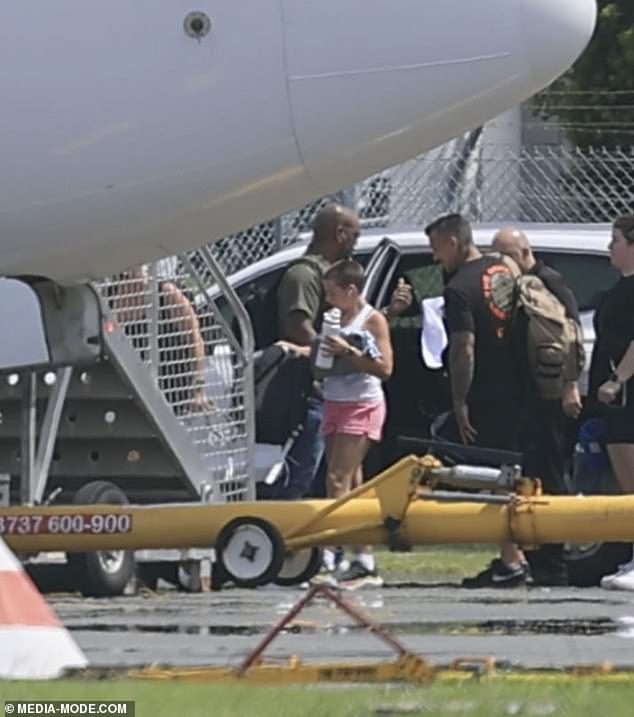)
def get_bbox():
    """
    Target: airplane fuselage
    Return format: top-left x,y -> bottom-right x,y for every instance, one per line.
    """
0,0 -> 596,281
